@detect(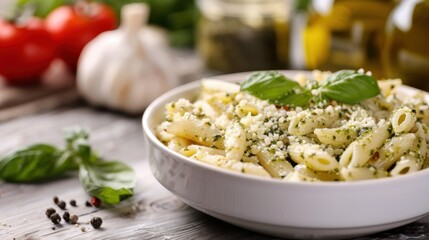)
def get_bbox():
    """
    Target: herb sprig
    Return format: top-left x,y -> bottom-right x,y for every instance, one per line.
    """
241,70 -> 381,107
0,127 -> 136,205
